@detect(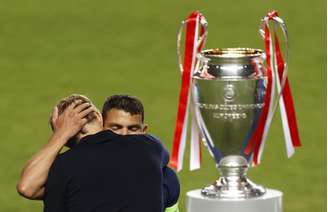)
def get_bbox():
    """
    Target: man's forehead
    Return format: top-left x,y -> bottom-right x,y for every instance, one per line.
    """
105,109 -> 143,123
